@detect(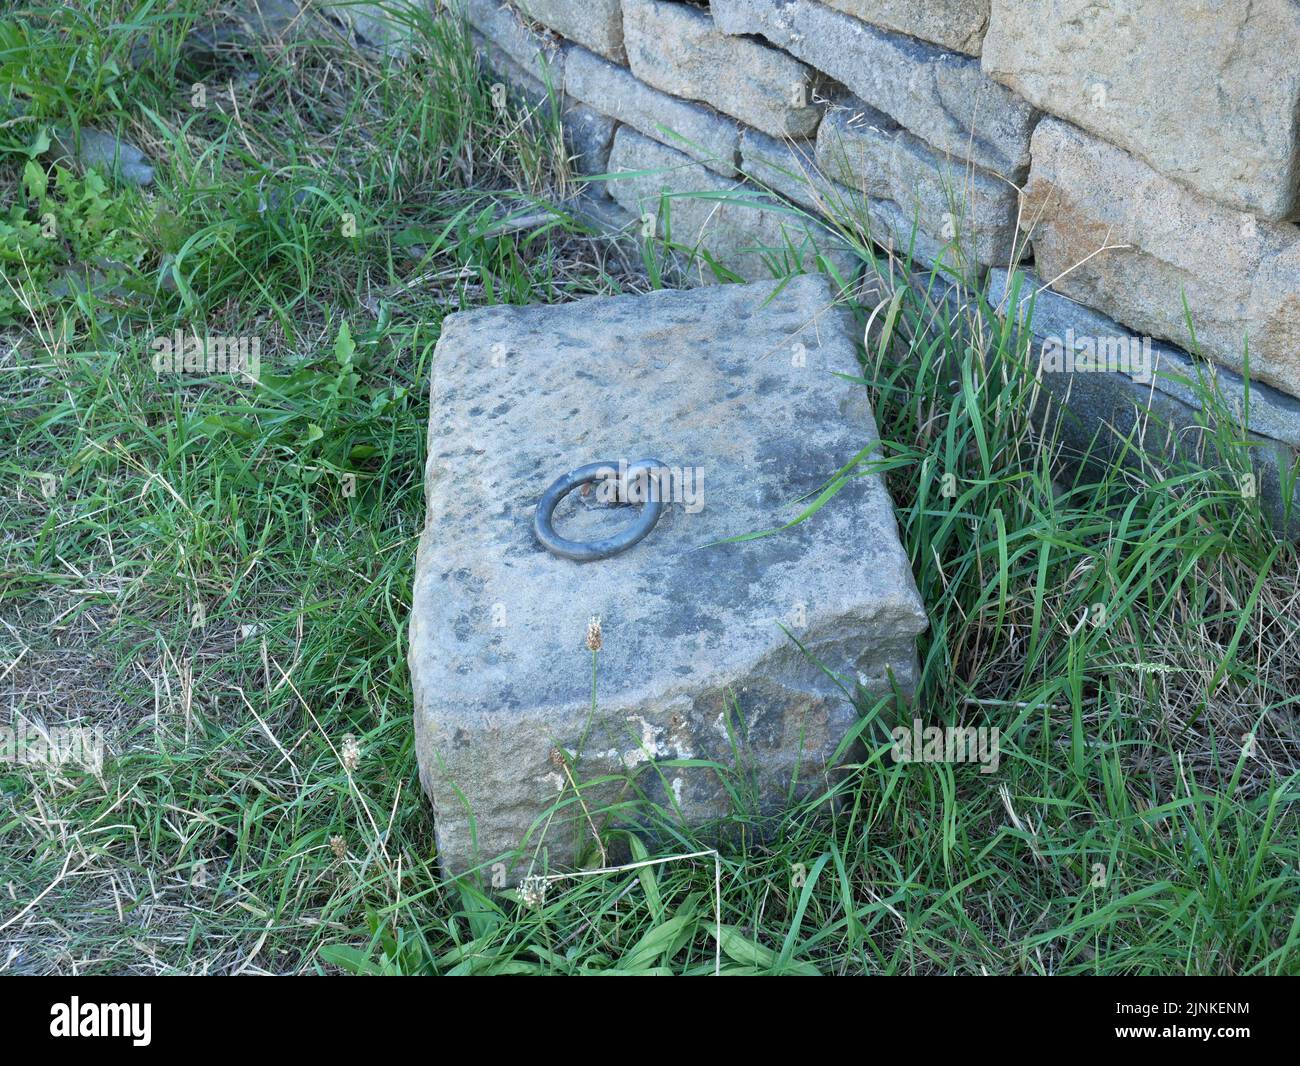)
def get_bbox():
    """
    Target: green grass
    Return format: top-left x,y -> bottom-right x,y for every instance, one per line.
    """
2,0 -> 1298,975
